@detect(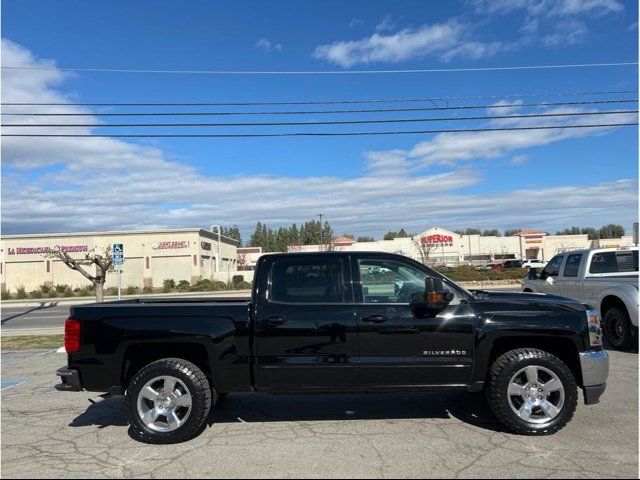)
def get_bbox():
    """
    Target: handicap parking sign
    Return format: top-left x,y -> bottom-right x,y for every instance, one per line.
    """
112,243 -> 124,265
